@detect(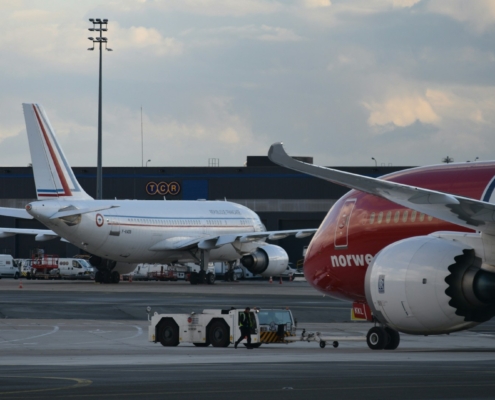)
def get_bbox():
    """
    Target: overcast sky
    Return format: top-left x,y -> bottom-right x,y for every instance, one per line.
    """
0,0 -> 494,168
